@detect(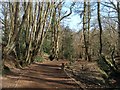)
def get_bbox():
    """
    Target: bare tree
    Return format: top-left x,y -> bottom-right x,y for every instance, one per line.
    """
97,1 -> 103,55
83,0 -> 89,61
87,0 -> 91,61
117,1 -> 120,56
